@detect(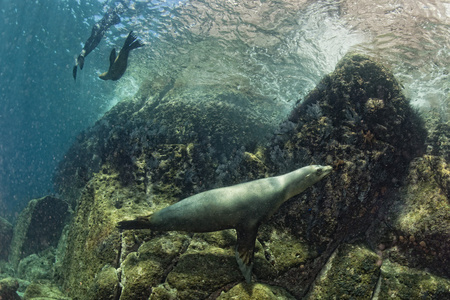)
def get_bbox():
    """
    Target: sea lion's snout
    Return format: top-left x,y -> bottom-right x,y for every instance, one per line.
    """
316,165 -> 332,179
